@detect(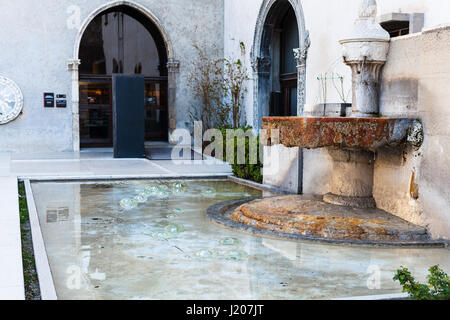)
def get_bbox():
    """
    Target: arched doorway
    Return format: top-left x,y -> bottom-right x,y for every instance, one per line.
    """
78,5 -> 169,148
272,6 -> 299,117
251,0 -> 308,130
